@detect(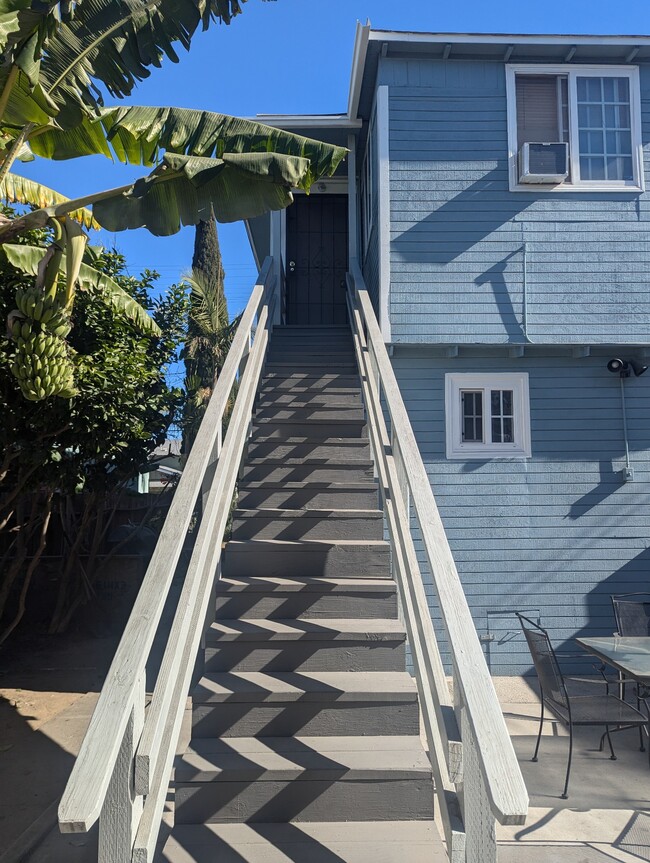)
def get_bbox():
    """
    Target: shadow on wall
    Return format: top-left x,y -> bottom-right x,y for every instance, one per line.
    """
397,168 -> 527,262
509,546 -> 650,680
567,460 -> 627,519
